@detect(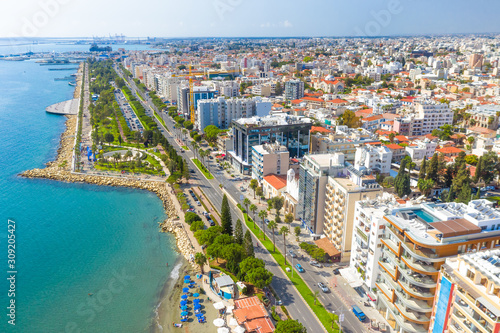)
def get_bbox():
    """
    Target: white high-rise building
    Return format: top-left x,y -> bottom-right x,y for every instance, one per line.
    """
354,145 -> 393,174
196,96 -> 271,132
